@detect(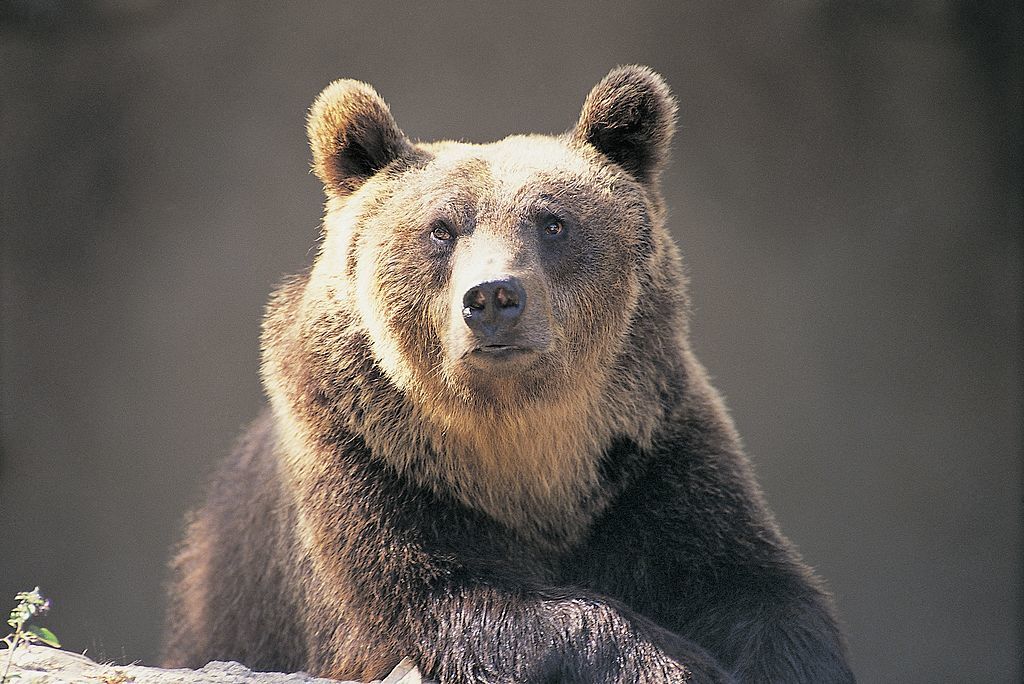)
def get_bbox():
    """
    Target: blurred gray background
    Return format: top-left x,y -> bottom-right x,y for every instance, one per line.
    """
1,1 -> 1020,681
